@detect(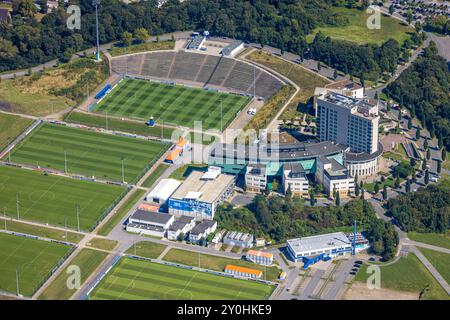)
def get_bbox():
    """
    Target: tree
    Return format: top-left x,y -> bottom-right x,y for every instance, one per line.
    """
121,32 -> 133,47
410,157 -> 416,168
424,170 -> 429,185
394,176 -> 401,189
335,191 -> 340,206
333,69 -> 338,80
317,61 -> 321,71
437,160 -> 442,174
422,159 -> 427,171
382,185 -> 388,200
426,149 -> 431,161
442,149 -> 446,161
386,101 -> 391,112
407,118 -> 412,130
423,138 -> 428,150
389,4 -> 395,15
415,21 -> 422,33
406,10 -> 413,25
405,179 -> 411,193
177,232 -> 185,241
134,28 -> 149,43
360,188 -> 365,200
416,127 -> 421,140
0,39 -> 18,61
355,182 -> 360,197
374,181 -> 380,194
12,0 -> 36,17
